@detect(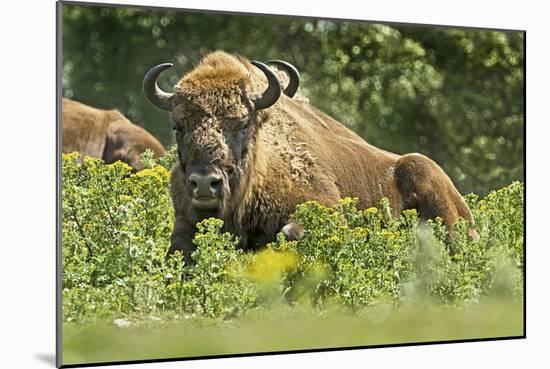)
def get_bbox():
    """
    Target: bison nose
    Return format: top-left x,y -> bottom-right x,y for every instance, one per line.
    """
188,172 -> 222,197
